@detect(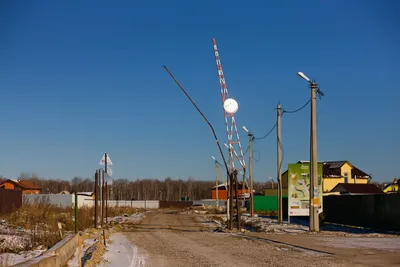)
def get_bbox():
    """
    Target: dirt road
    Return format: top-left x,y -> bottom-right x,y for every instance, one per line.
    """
120,211 -> 347,267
